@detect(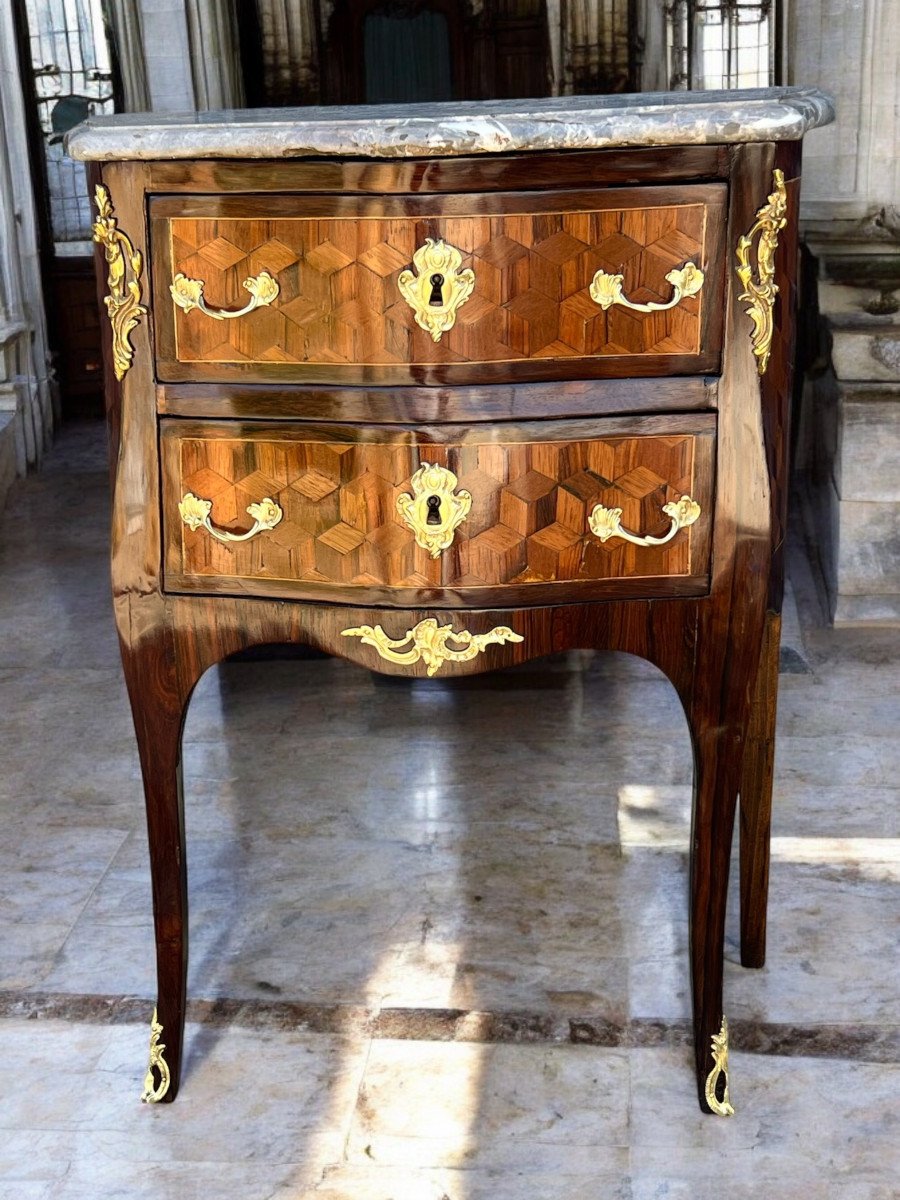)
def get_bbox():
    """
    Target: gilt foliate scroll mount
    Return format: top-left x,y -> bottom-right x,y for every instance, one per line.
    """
704,1016 -> 735,1117
590,261 -> 704,314
170,270 -> 280,320
736,168 -> 788,375
341,618 -> 523,676
396,463 -> 472,557
140,1007 -> 171,1103
92,184 -> 147,381
398,239 -> 476,342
